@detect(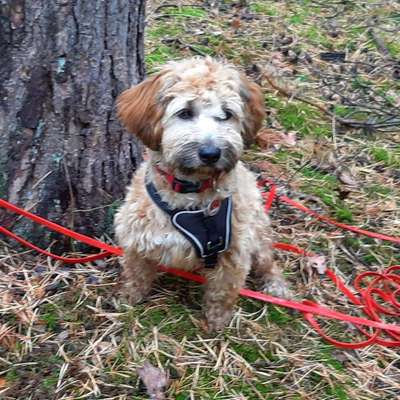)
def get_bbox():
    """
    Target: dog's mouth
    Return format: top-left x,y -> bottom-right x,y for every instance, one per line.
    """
175,156 -> 238,178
